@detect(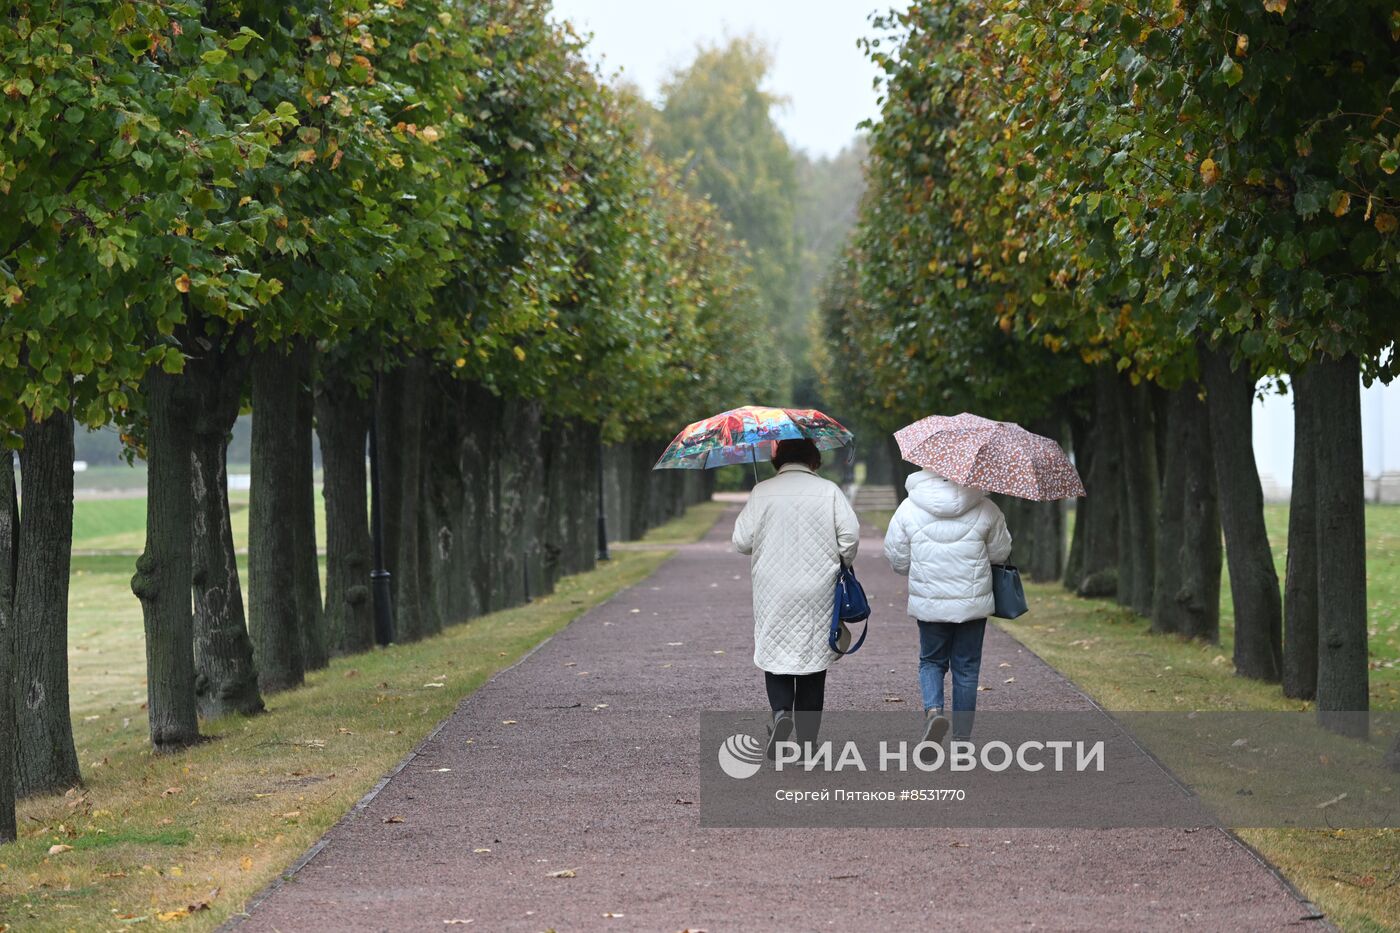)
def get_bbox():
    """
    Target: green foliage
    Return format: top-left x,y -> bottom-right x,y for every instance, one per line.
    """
1,0 -> 773,443
652,38 -> 802,400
